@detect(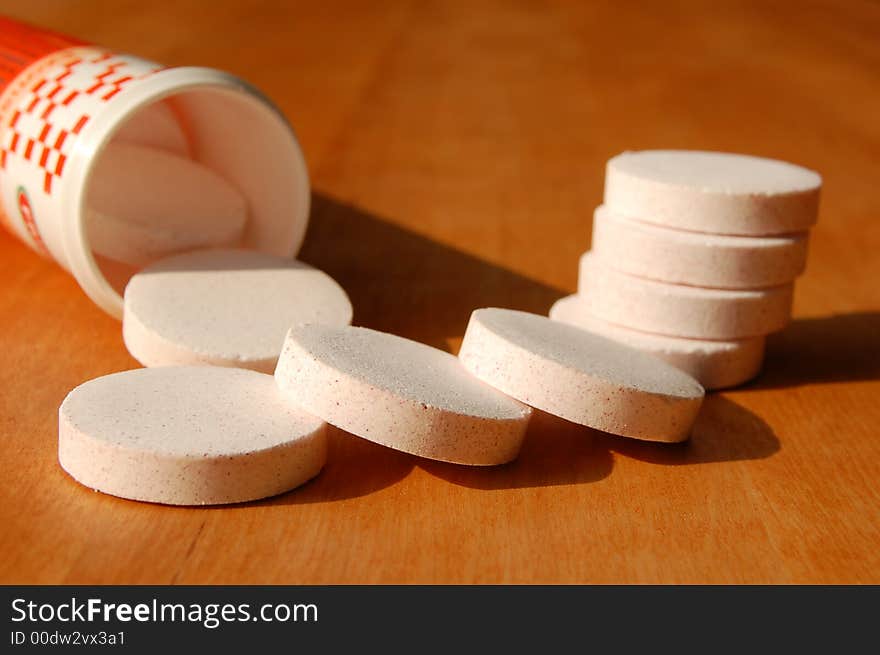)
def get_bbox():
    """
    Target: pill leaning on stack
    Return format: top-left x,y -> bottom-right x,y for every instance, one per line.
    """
458,308 -> 705,443
552,150 -> 821,389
